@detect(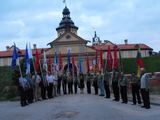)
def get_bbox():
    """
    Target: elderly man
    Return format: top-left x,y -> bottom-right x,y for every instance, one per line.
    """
46,71 -> 54,98
130,72 -> 141,105
32,72 -> 41,101
119,72 -> 128,104
140,69 -> 150,109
